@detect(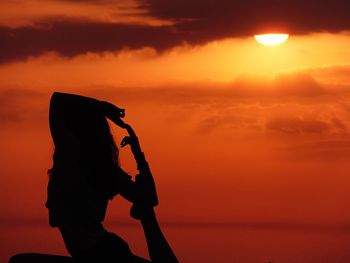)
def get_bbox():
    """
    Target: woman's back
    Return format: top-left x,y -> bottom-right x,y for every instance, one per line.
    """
47,92 -> 123,256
